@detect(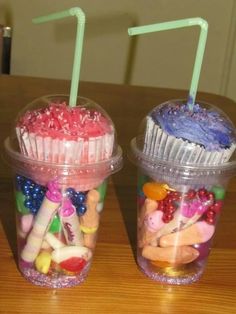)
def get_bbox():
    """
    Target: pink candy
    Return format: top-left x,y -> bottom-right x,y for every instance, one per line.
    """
59,199 -> 75,217
180,199 -> 209,218
46,181 -> 62,203
144,210 -> 165,233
